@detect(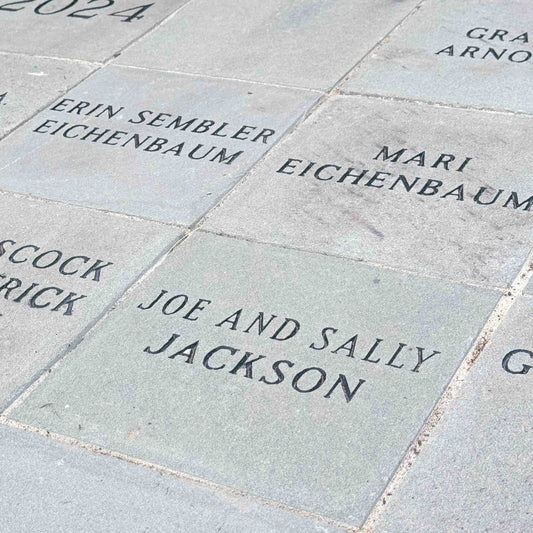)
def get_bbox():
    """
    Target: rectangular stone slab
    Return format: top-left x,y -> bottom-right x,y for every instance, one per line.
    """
204,94 -> 533,287
0,425 -> 342,533
0,65 -> 319,225
0,54 -> 95,139
0,0 -> 186,62
374,296 -> 533,533
341,0 -> 533,113
11,231 -> 500,526
114,0 -> 419,90
0,192 -> 179,409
